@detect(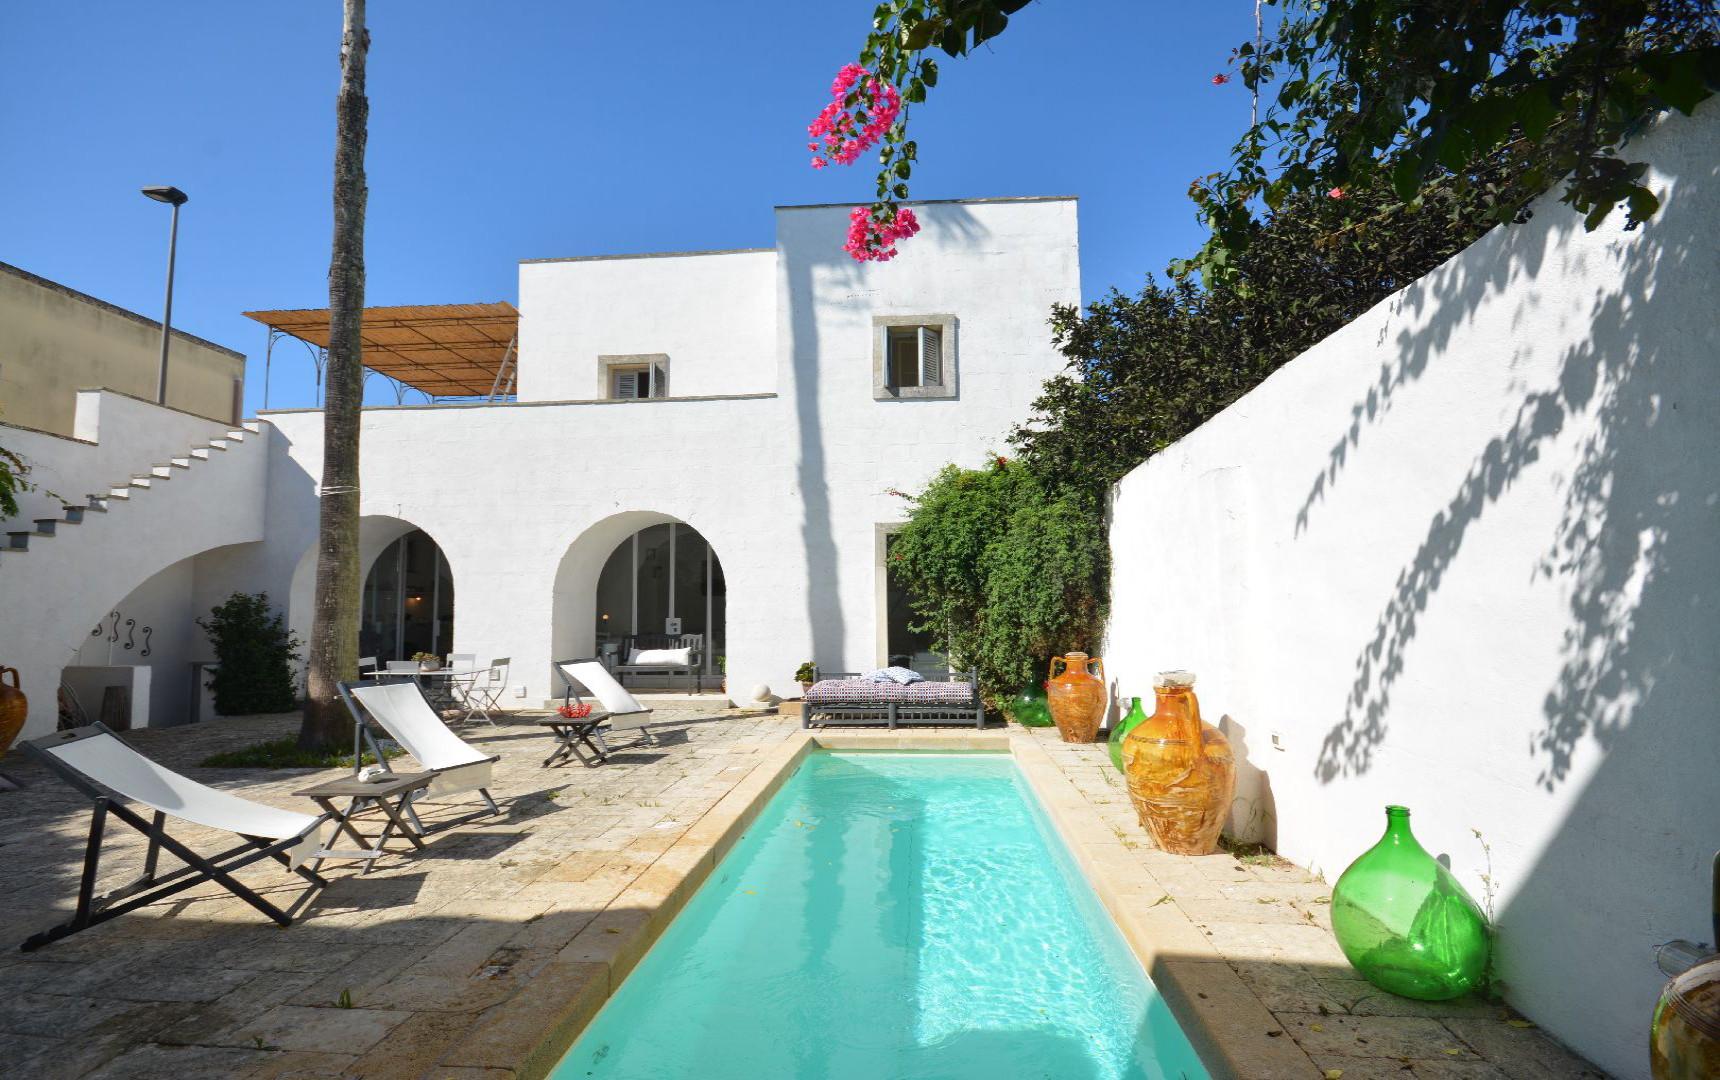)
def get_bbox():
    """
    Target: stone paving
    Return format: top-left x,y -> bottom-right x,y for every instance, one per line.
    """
1025,727 -> 1607,1080
0,705 -> 798,1079
0,713 -> 1607,1079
